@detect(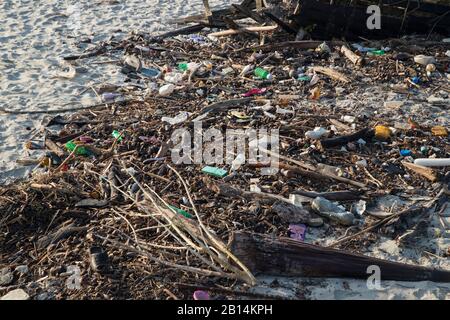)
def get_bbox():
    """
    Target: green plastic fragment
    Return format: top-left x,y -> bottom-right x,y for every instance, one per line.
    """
112,130 -> 123,141
370,50 -> 385,56
65,141 -> 89,156
201,166 -> 228,178
297,76 -> 311,82
178,62 -> 188,71
168,205 -> 193,219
